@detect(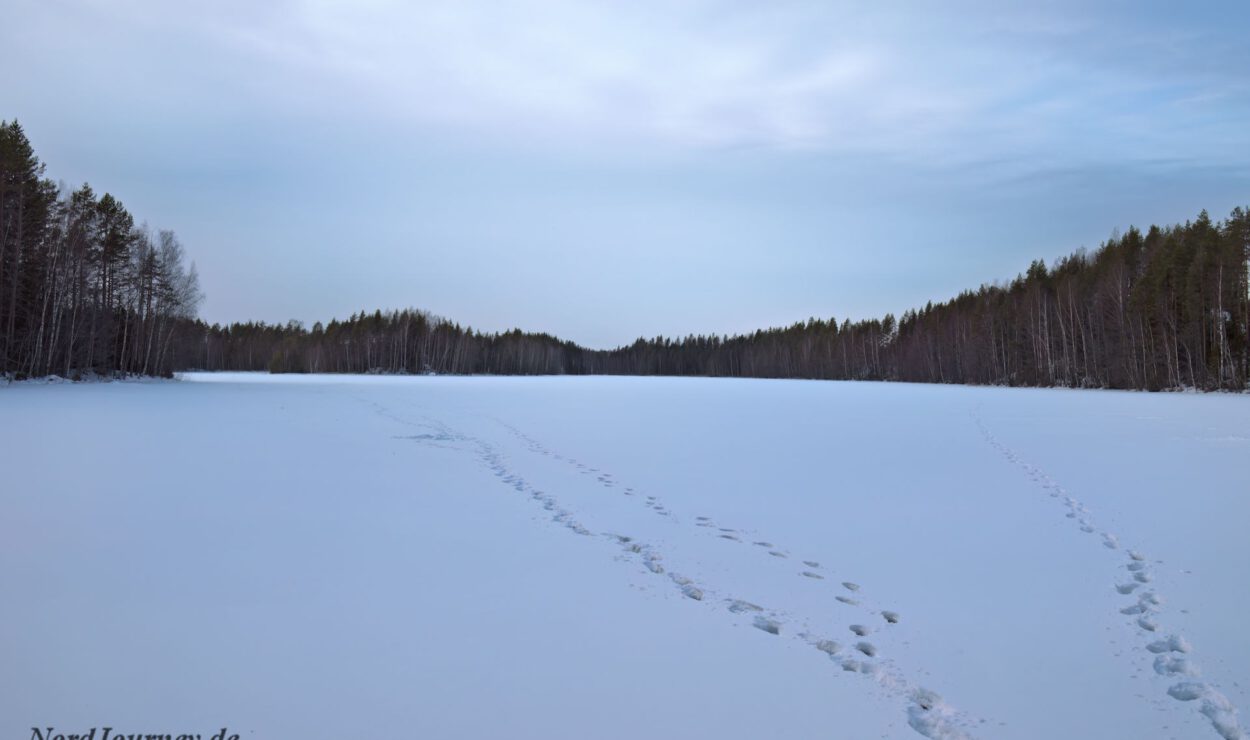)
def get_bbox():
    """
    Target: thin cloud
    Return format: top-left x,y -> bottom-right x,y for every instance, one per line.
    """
14,1 -> 1248,169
